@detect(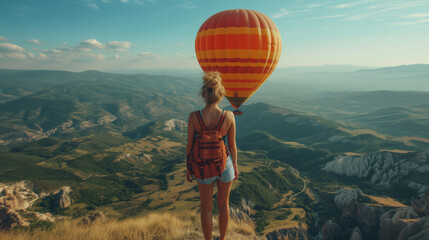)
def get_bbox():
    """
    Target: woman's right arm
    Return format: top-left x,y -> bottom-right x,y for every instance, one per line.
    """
227,111 -> 238,180
186,113 -> 195,157
185,113 -> 195,182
